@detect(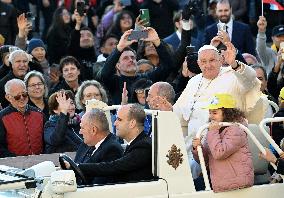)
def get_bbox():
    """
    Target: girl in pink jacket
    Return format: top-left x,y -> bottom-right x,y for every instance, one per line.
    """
192,93 -> 254,192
